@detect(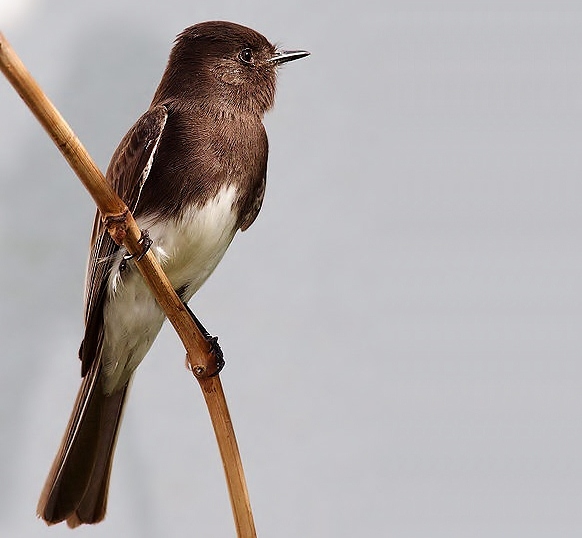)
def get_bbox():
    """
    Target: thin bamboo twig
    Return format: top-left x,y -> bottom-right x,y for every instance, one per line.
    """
0,32 -> 256,537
